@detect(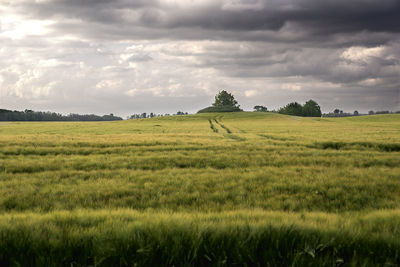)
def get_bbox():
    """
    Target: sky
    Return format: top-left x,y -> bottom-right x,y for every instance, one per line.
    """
0,0 -> 399,117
